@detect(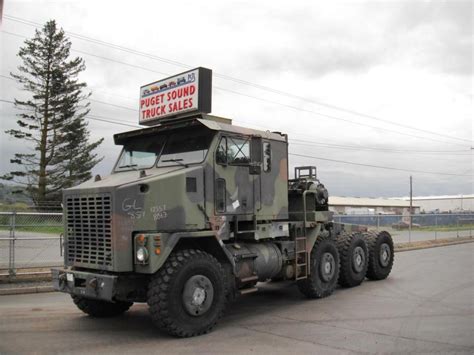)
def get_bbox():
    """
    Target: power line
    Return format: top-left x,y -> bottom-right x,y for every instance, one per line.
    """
2,98 -> 471,177
89,99 -> 136,112
88,114 -> 140,128
289,153 -> 473,177
2,30 -> 470,148
290,139 -> 473,155
2,15 -> 471,145
213,86 -> 470,147
4,45 -> 466,149
3,66 -> 473,155
1,97 -> 140,128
